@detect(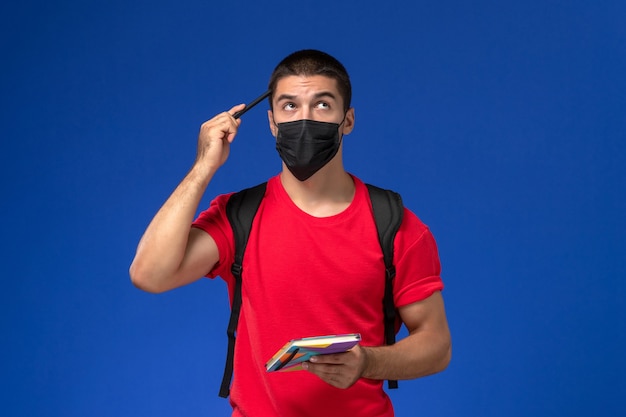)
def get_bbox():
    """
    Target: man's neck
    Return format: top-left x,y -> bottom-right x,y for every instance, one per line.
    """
280,163 -> 355,217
